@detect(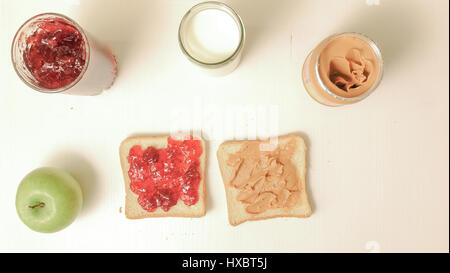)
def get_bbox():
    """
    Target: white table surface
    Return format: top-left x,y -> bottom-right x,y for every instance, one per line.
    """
0,0 -> 448,253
